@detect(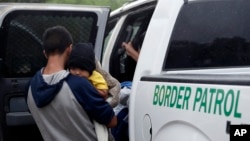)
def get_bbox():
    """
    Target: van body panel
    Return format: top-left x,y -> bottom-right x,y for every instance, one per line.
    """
129,0 -> 183,140
134,74 -> 250,140
110,0 -> 156,17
